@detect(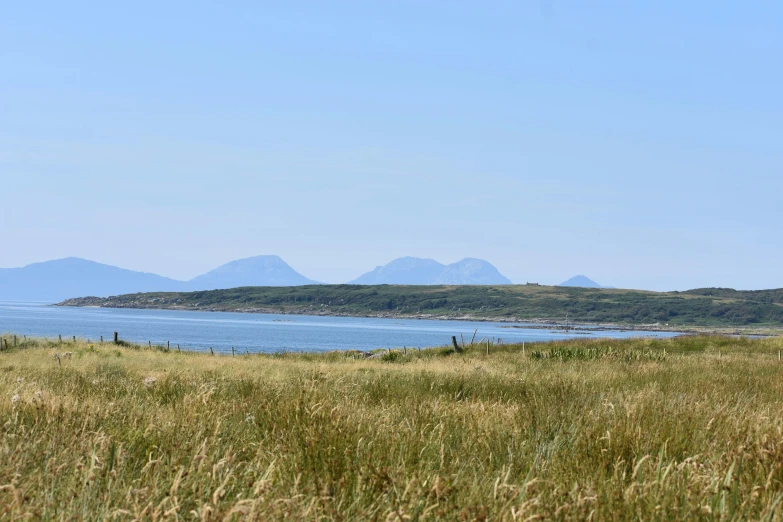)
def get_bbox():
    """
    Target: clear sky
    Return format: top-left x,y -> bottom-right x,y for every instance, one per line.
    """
2,1 -> 781,290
